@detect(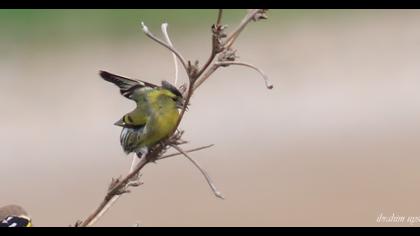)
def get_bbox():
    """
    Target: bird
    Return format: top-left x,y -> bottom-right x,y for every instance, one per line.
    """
0,205 -> 32,227
99,70 -> 183,165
